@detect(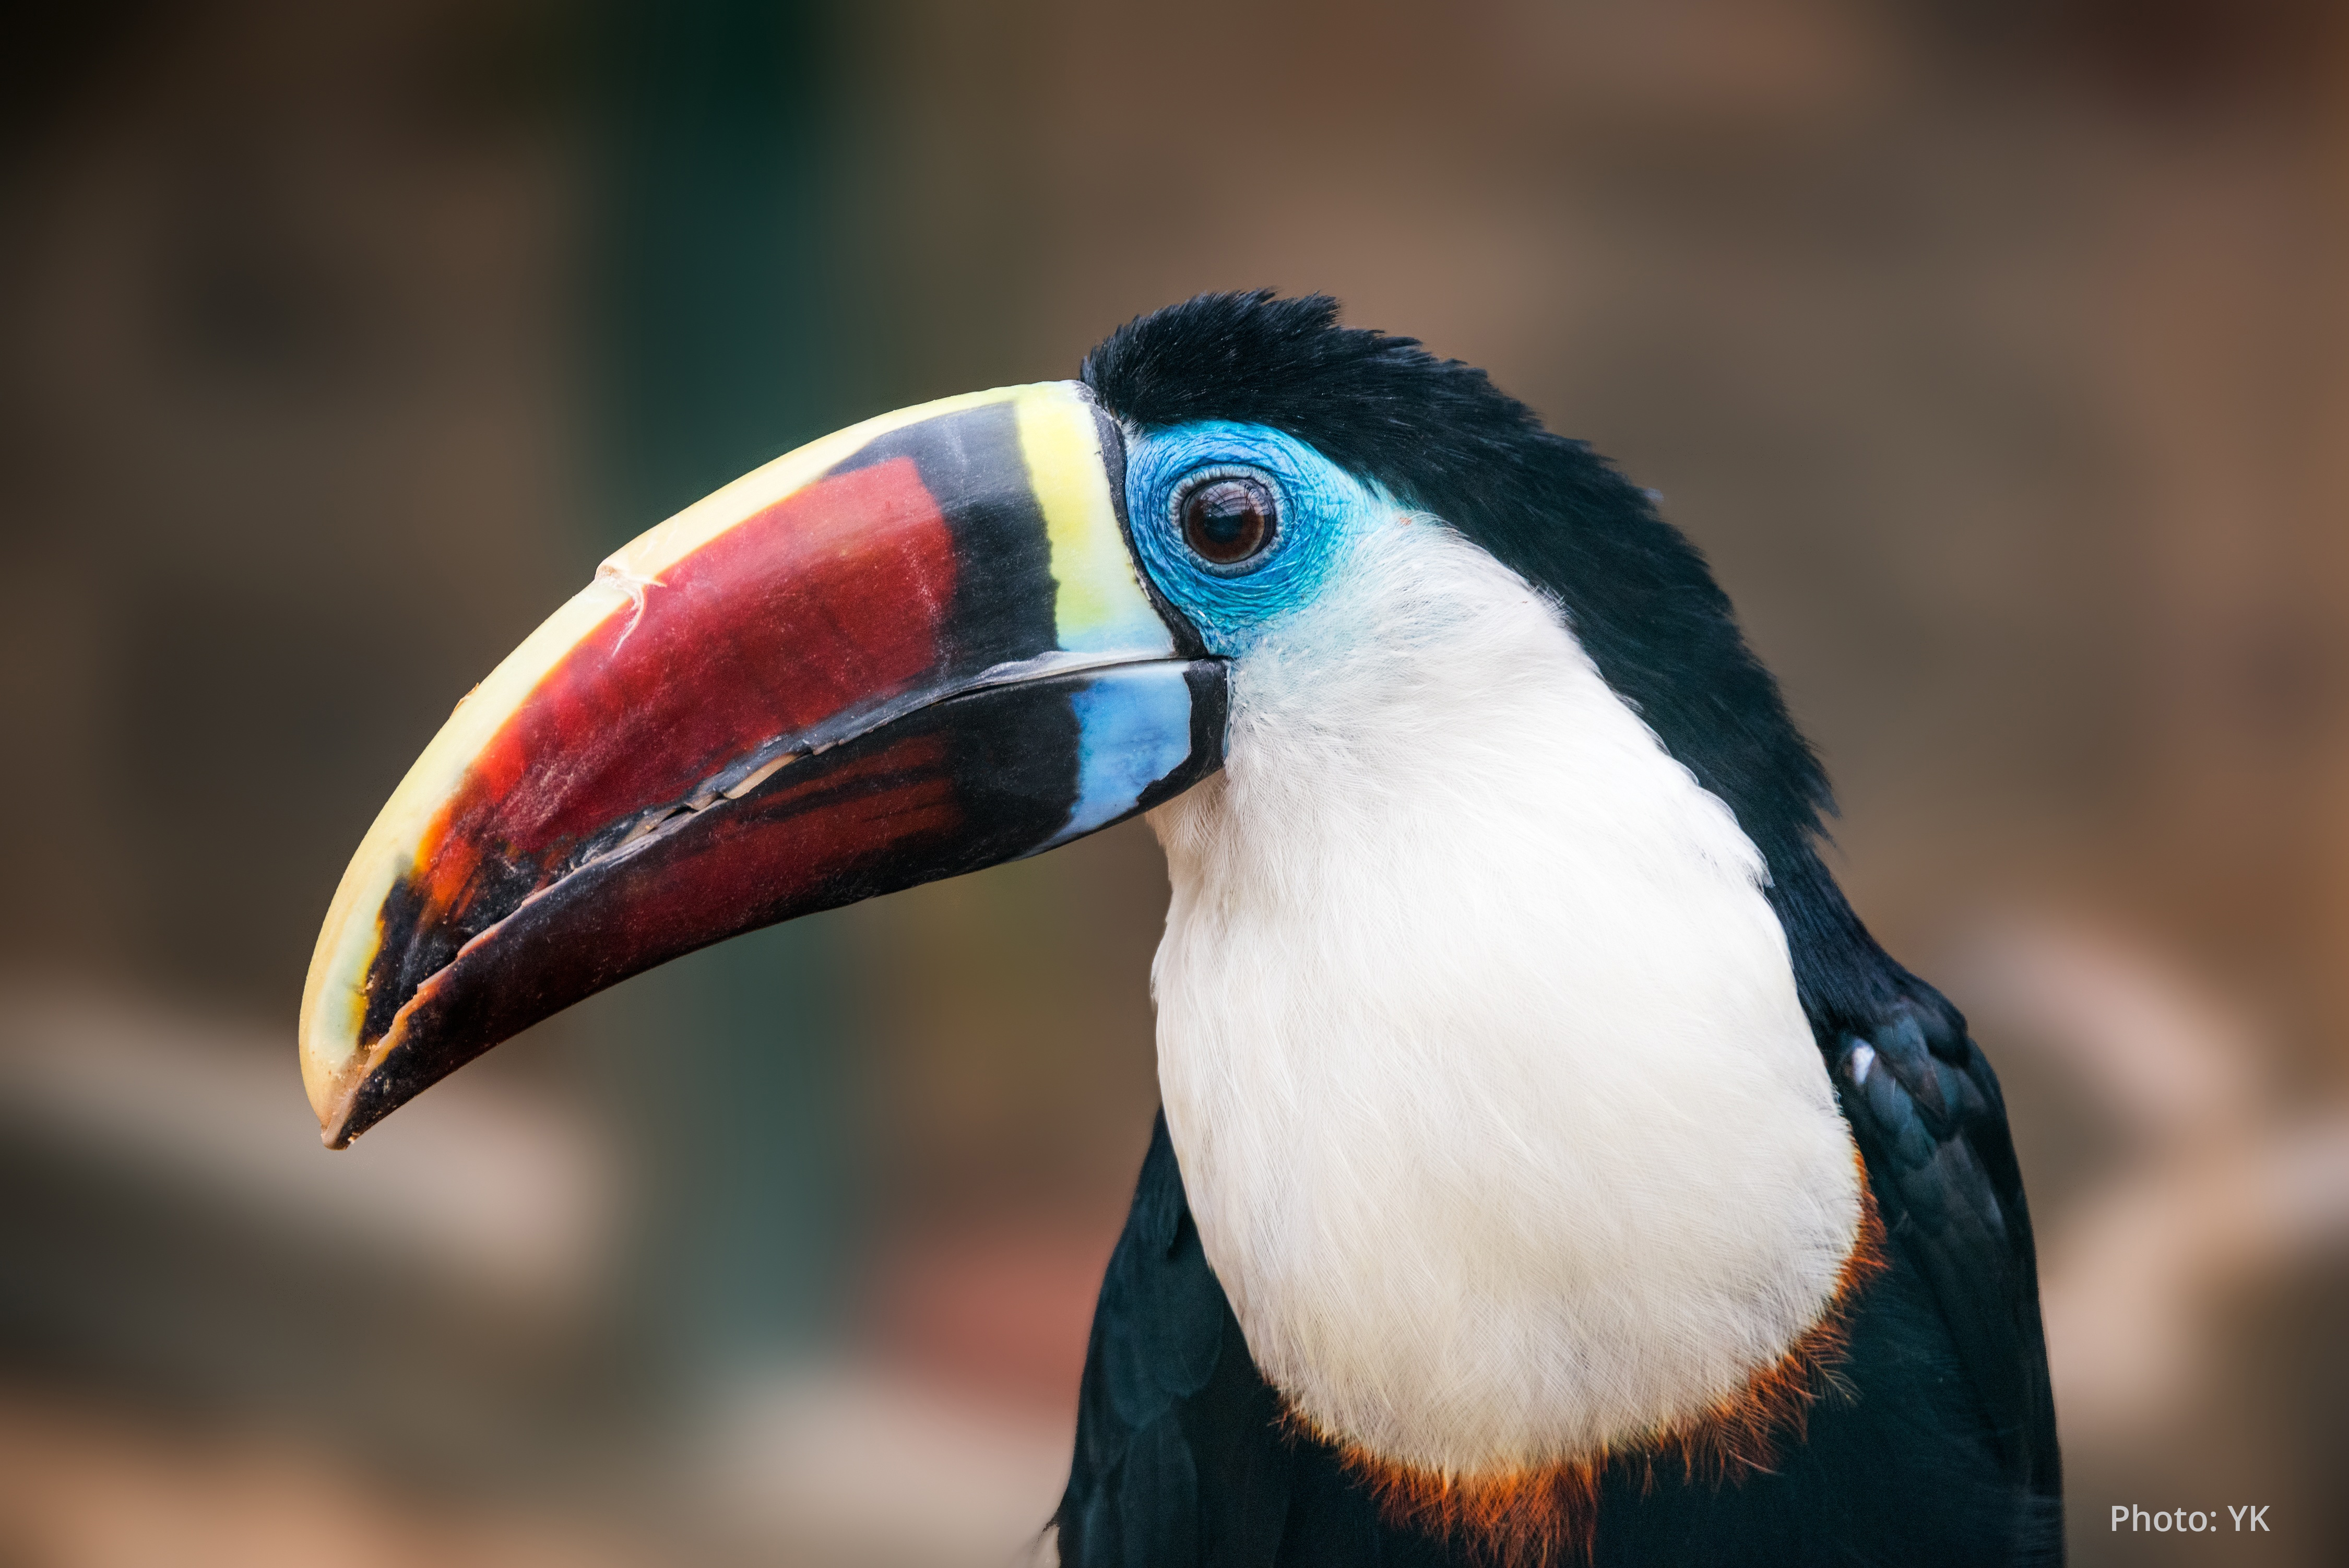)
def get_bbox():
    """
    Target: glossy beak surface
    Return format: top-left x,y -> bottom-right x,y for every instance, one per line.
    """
301,382 -> 1221,1146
